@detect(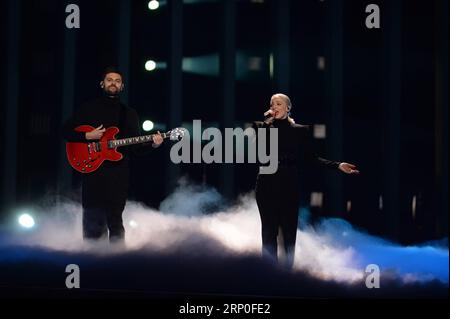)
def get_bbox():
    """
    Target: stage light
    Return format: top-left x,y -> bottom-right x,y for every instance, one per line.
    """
148,0 -> 159,10
182,52 -> 265,80
129,220 -> 138,228
184,0 -> 219,4
182,54 -> 219,76
143,120 -> 154,132
144,60 -> 167,72
145,60 -> 157,71
313,124 -> 327,139
269,53 -> 274,79
310,192 -> 323,208
18,213 -> 35,229
317,56 -> 326,70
